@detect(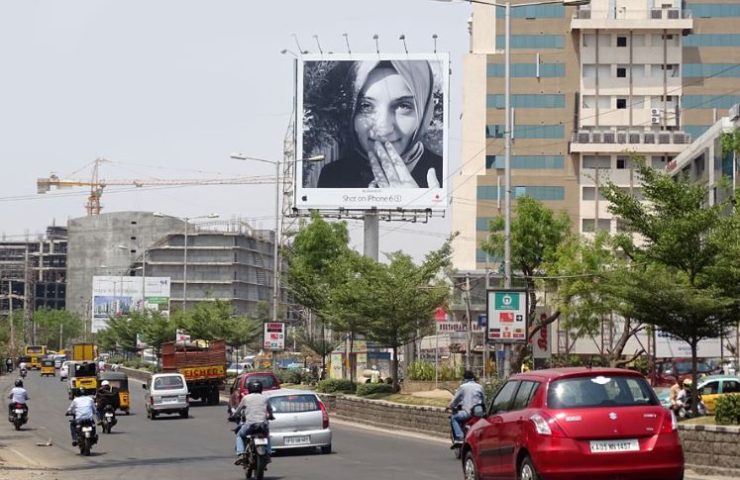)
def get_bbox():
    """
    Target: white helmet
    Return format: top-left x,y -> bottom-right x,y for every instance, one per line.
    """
101,380 -> 110,387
